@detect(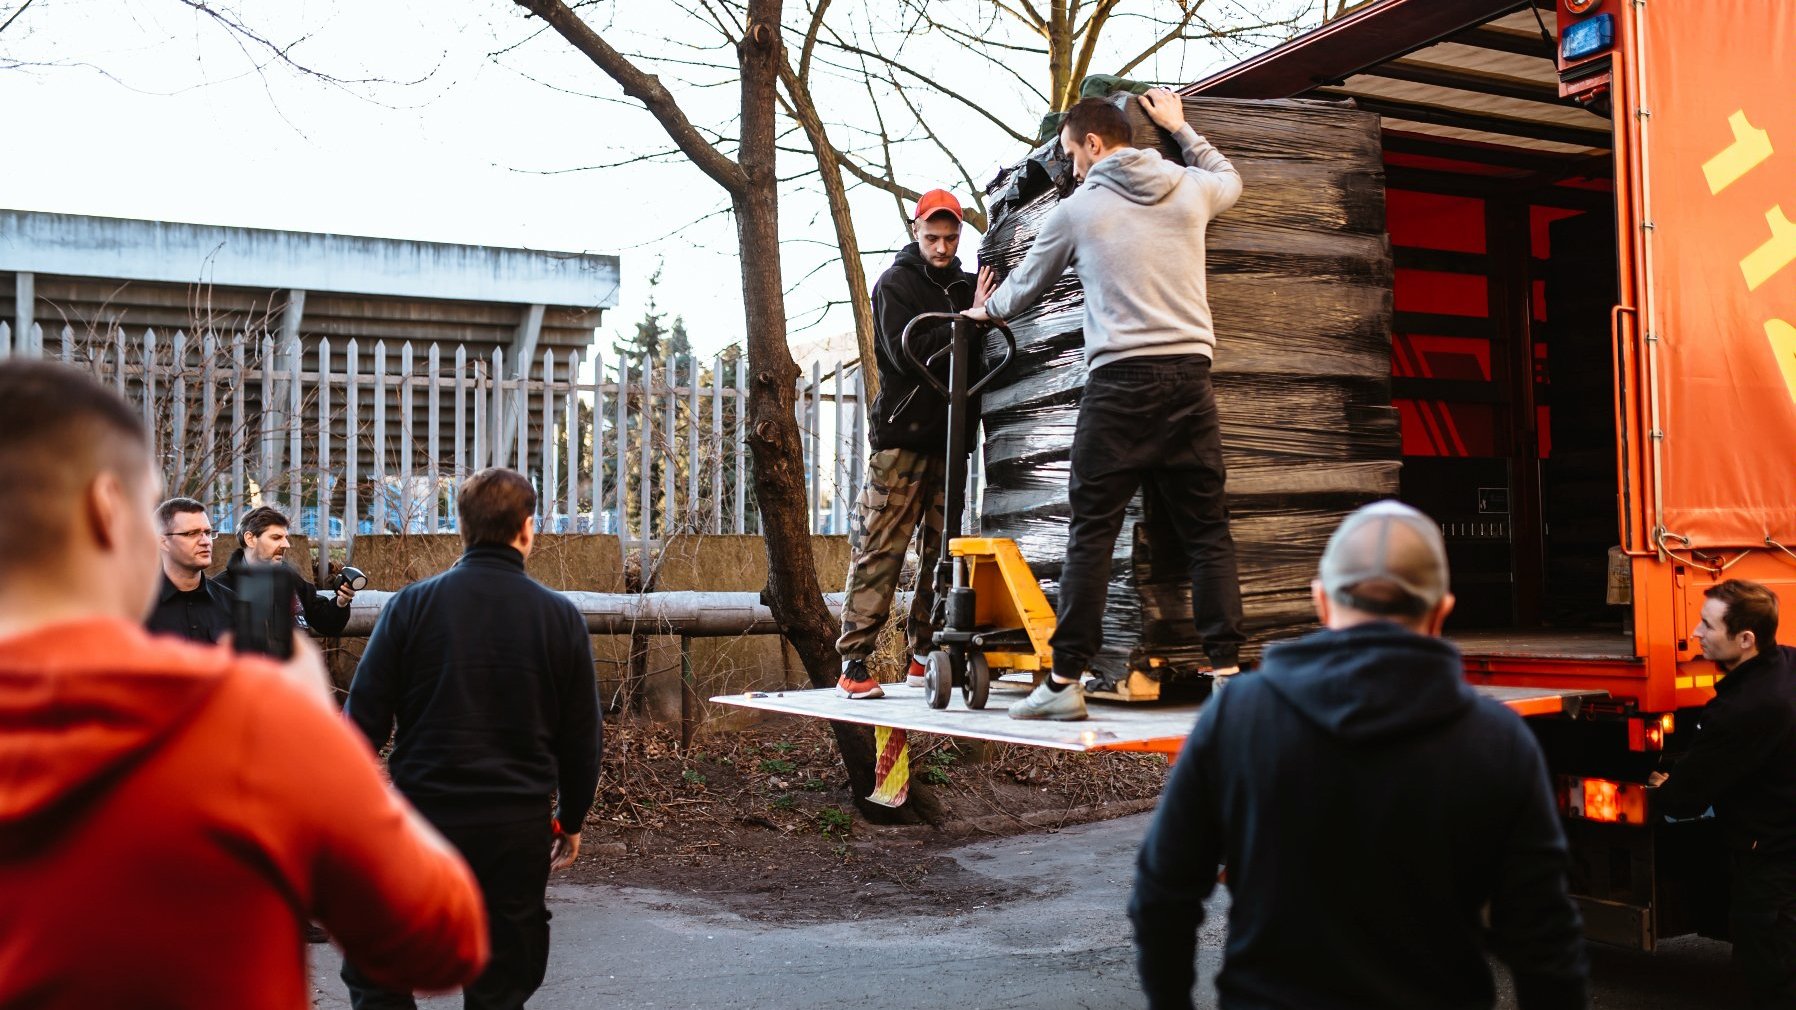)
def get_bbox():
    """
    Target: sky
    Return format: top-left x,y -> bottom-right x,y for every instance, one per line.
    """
0,0 -> 1320,358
